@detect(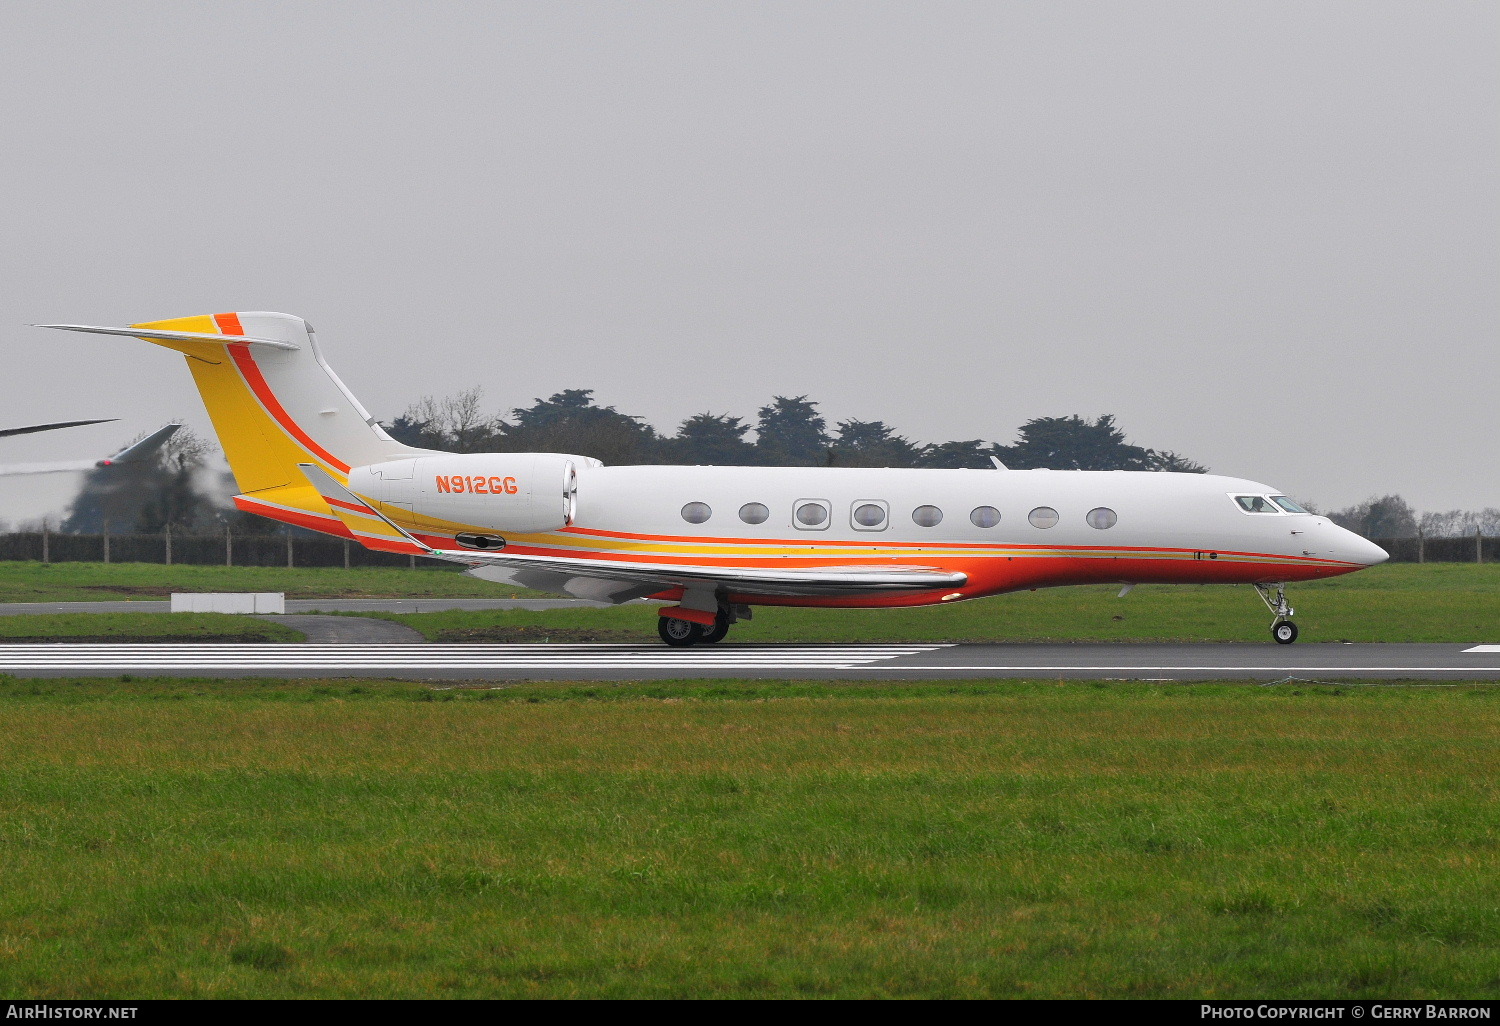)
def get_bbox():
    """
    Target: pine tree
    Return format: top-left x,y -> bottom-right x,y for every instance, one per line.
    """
663,413 -> 758,465
754,396 -> 829,466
